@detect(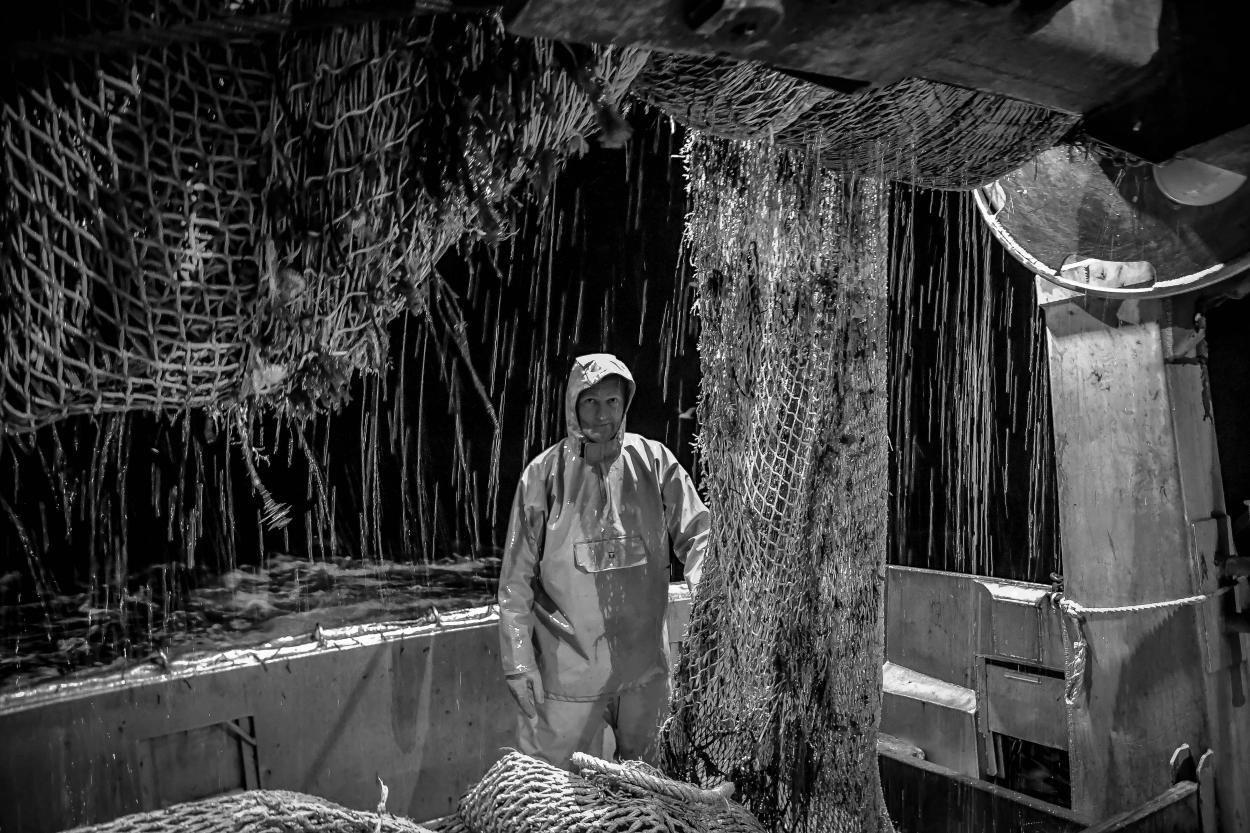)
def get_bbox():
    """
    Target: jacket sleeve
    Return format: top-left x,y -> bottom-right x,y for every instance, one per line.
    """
659,448 -> 710,592
497,468 -> 545,676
